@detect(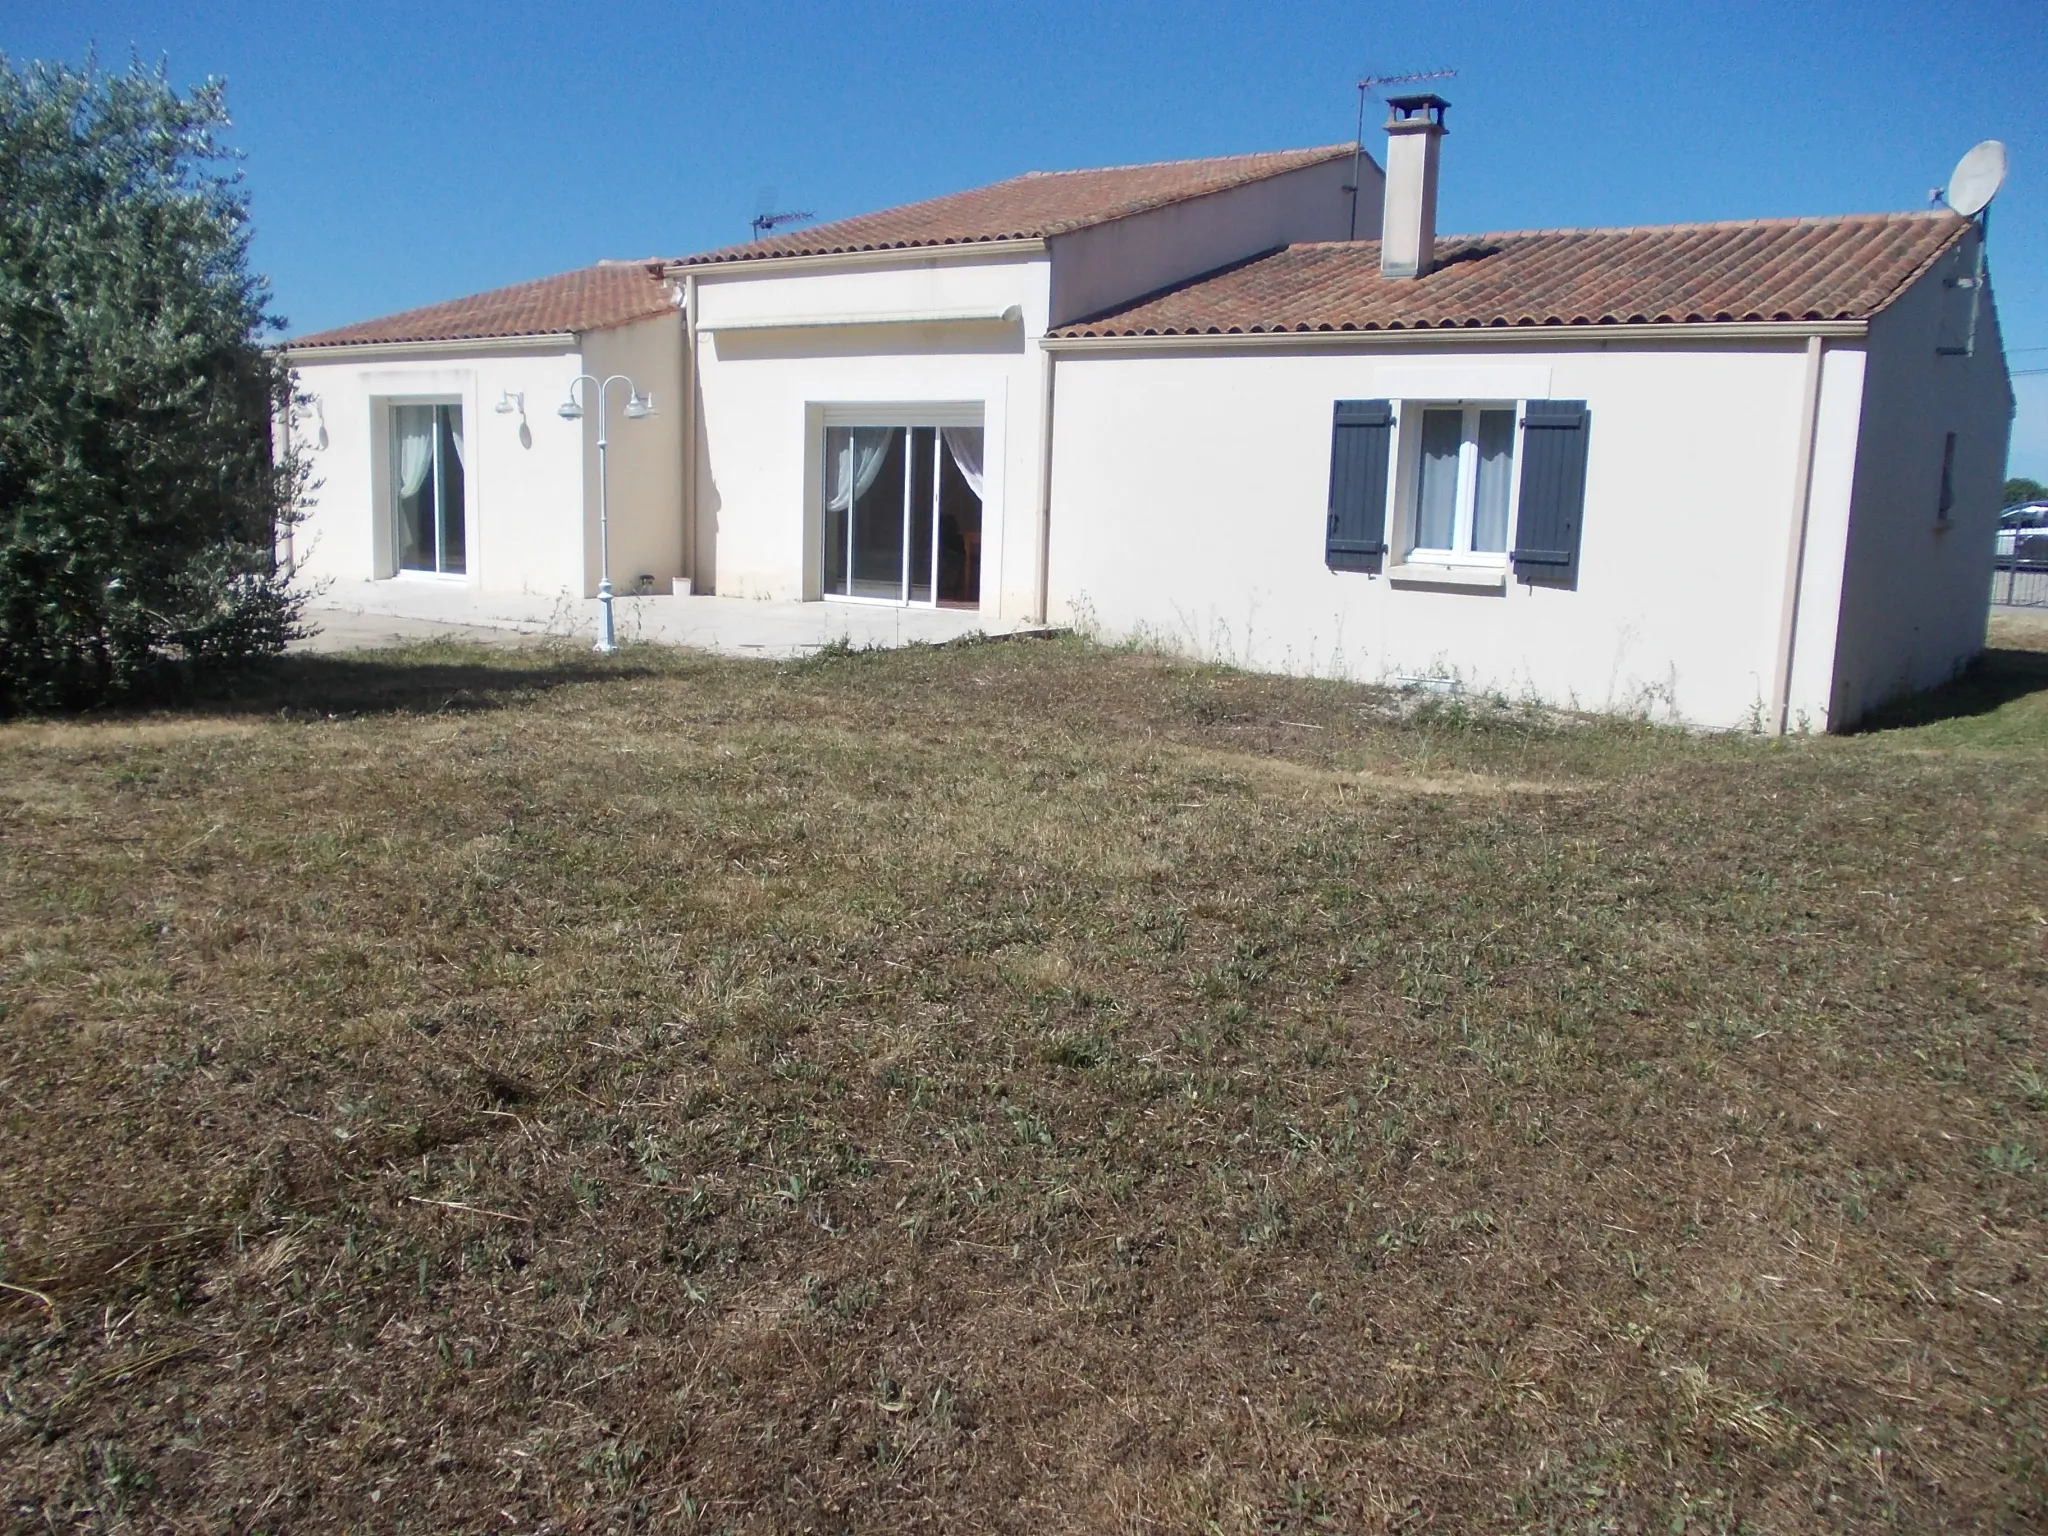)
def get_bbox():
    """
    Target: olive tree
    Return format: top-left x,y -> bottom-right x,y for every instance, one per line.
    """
0,55 -> 307,713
